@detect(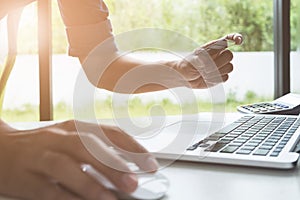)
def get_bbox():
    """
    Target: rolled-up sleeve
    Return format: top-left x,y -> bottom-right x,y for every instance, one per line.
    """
58,0 -> 117,57
66,19 -> 117,57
